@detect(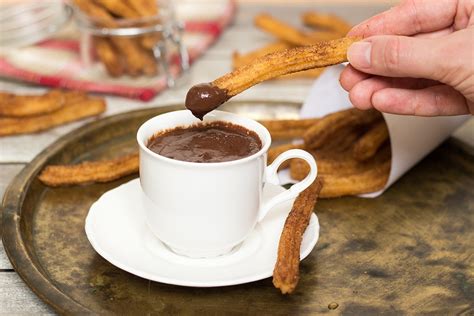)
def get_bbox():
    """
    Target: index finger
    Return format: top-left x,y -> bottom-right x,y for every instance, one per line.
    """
348,0 -> 458,38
